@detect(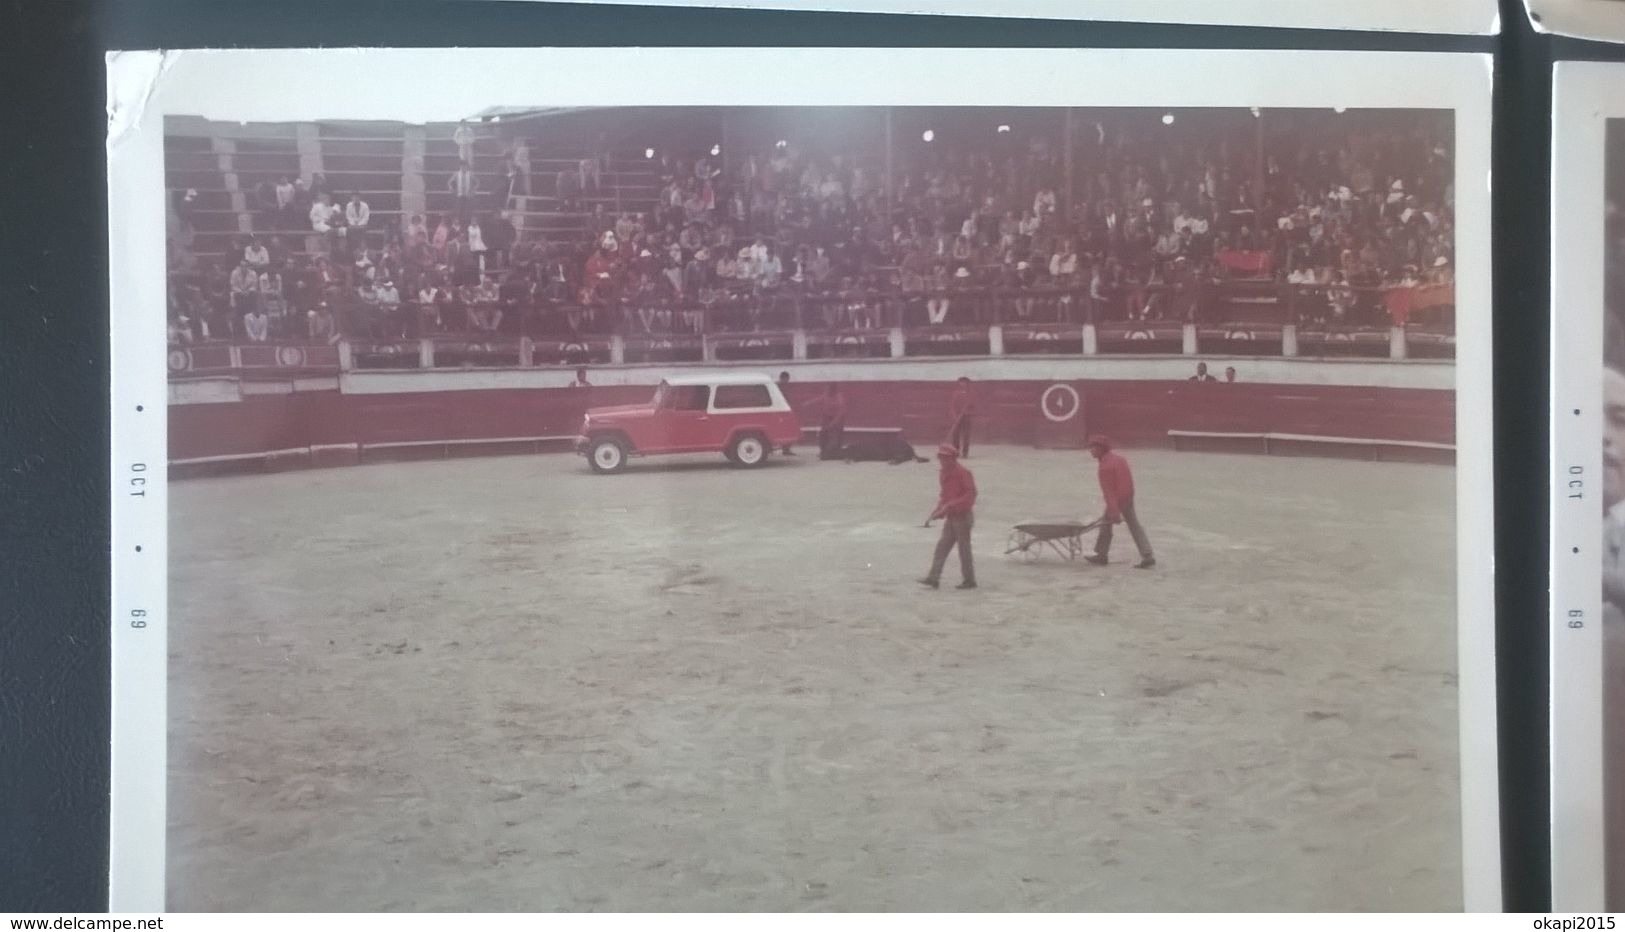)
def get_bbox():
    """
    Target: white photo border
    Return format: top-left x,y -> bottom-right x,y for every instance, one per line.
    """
1548,58 -> 1619,912
107,46 -> 1499,911
1527,0 -> 1625,43
534,0 -> 1498,36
